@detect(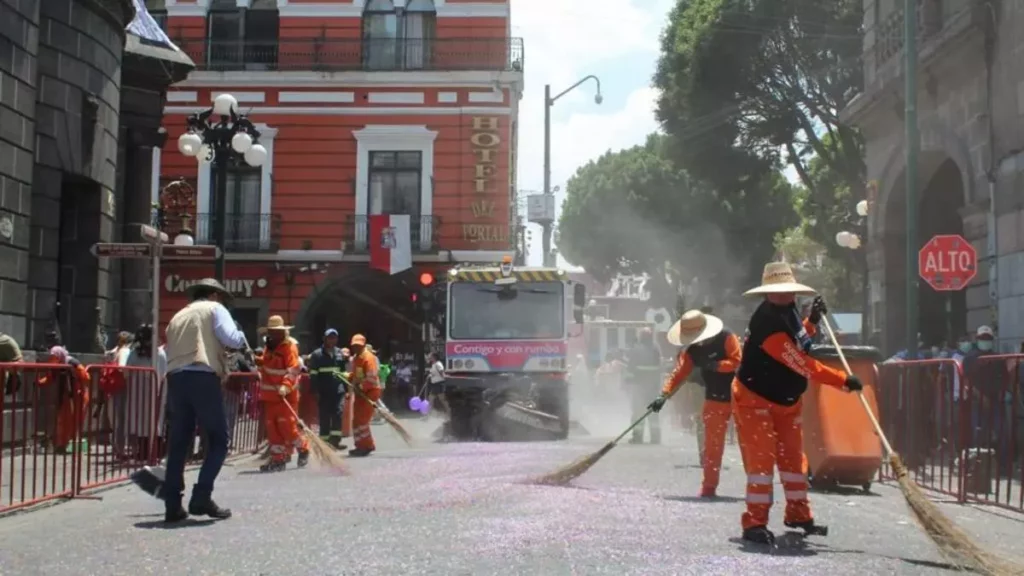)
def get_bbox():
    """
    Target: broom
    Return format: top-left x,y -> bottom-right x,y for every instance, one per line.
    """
344,376 -> 415,446
820,318 -> 1021,575
279,398 -> 350,475
532,407 -> 660,486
